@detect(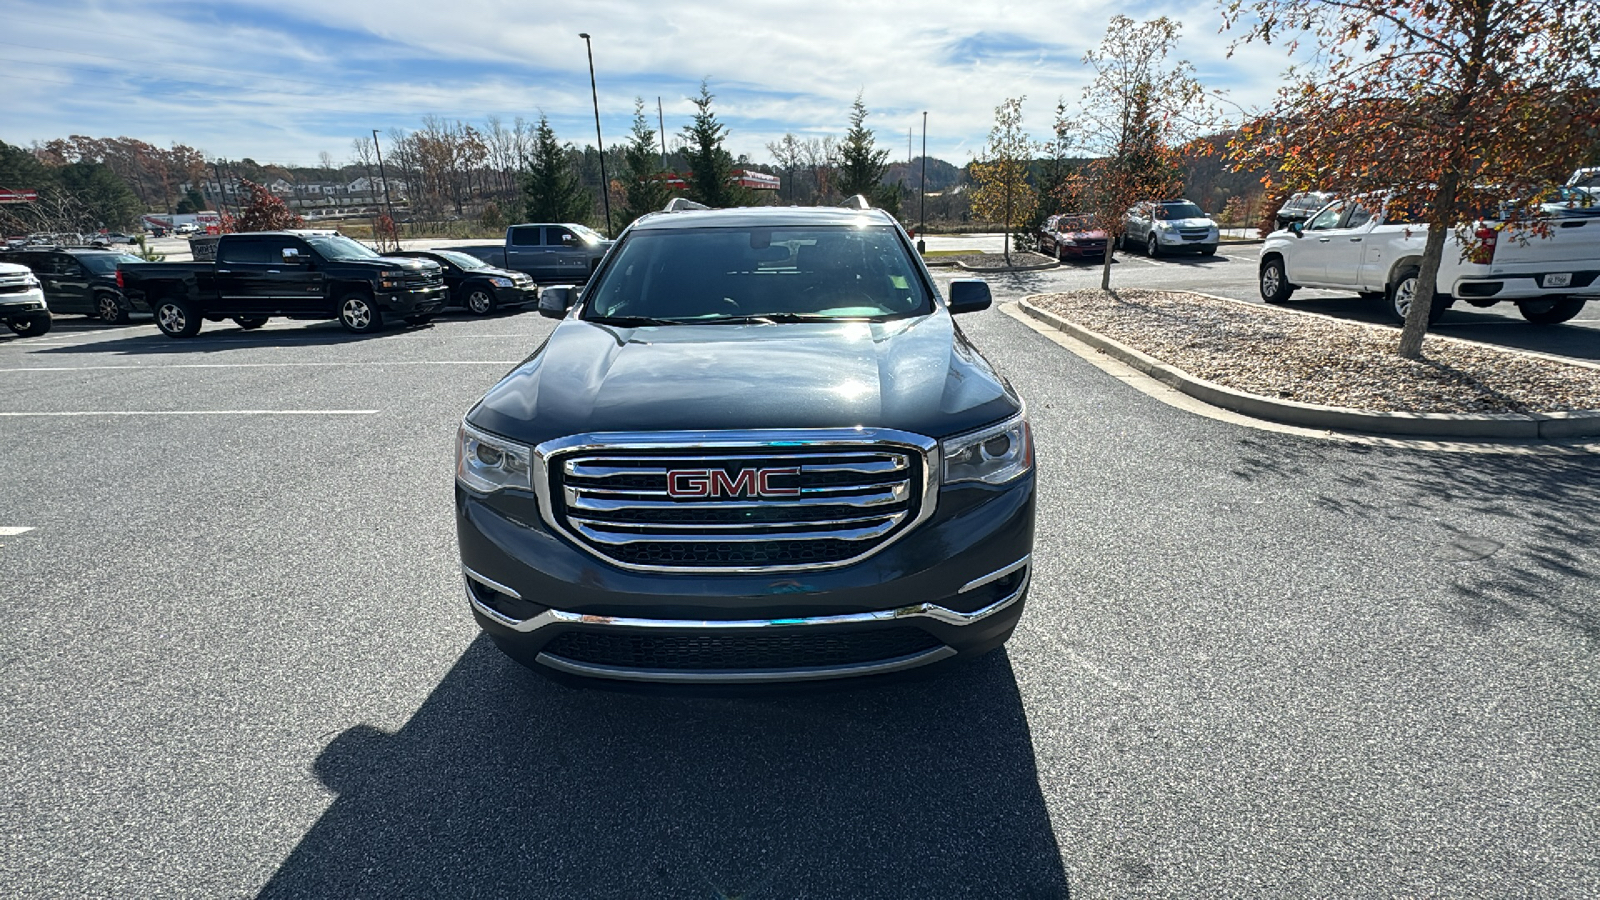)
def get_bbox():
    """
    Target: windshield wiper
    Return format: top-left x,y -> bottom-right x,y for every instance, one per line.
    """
585,315 -> 687,327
